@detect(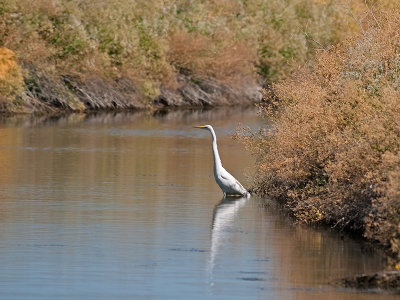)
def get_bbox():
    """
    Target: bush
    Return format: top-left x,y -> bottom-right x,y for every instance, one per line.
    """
238,9 -> 400,255
0,0 -> 366,103
0,47 -> 24,101
168,29 -> 257,85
